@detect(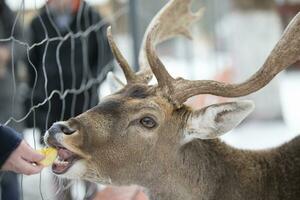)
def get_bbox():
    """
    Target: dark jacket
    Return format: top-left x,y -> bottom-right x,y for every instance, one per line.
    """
25,2 -> 113,134
0,125 -> 22,168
